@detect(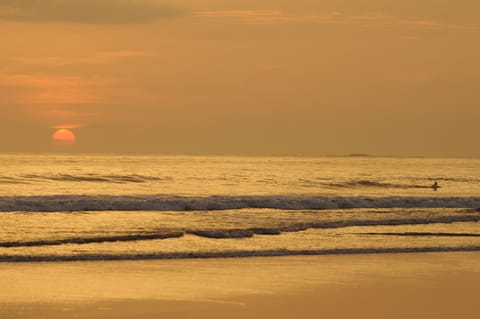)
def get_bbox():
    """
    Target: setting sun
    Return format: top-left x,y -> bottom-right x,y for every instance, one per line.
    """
52,129 -> 76,145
